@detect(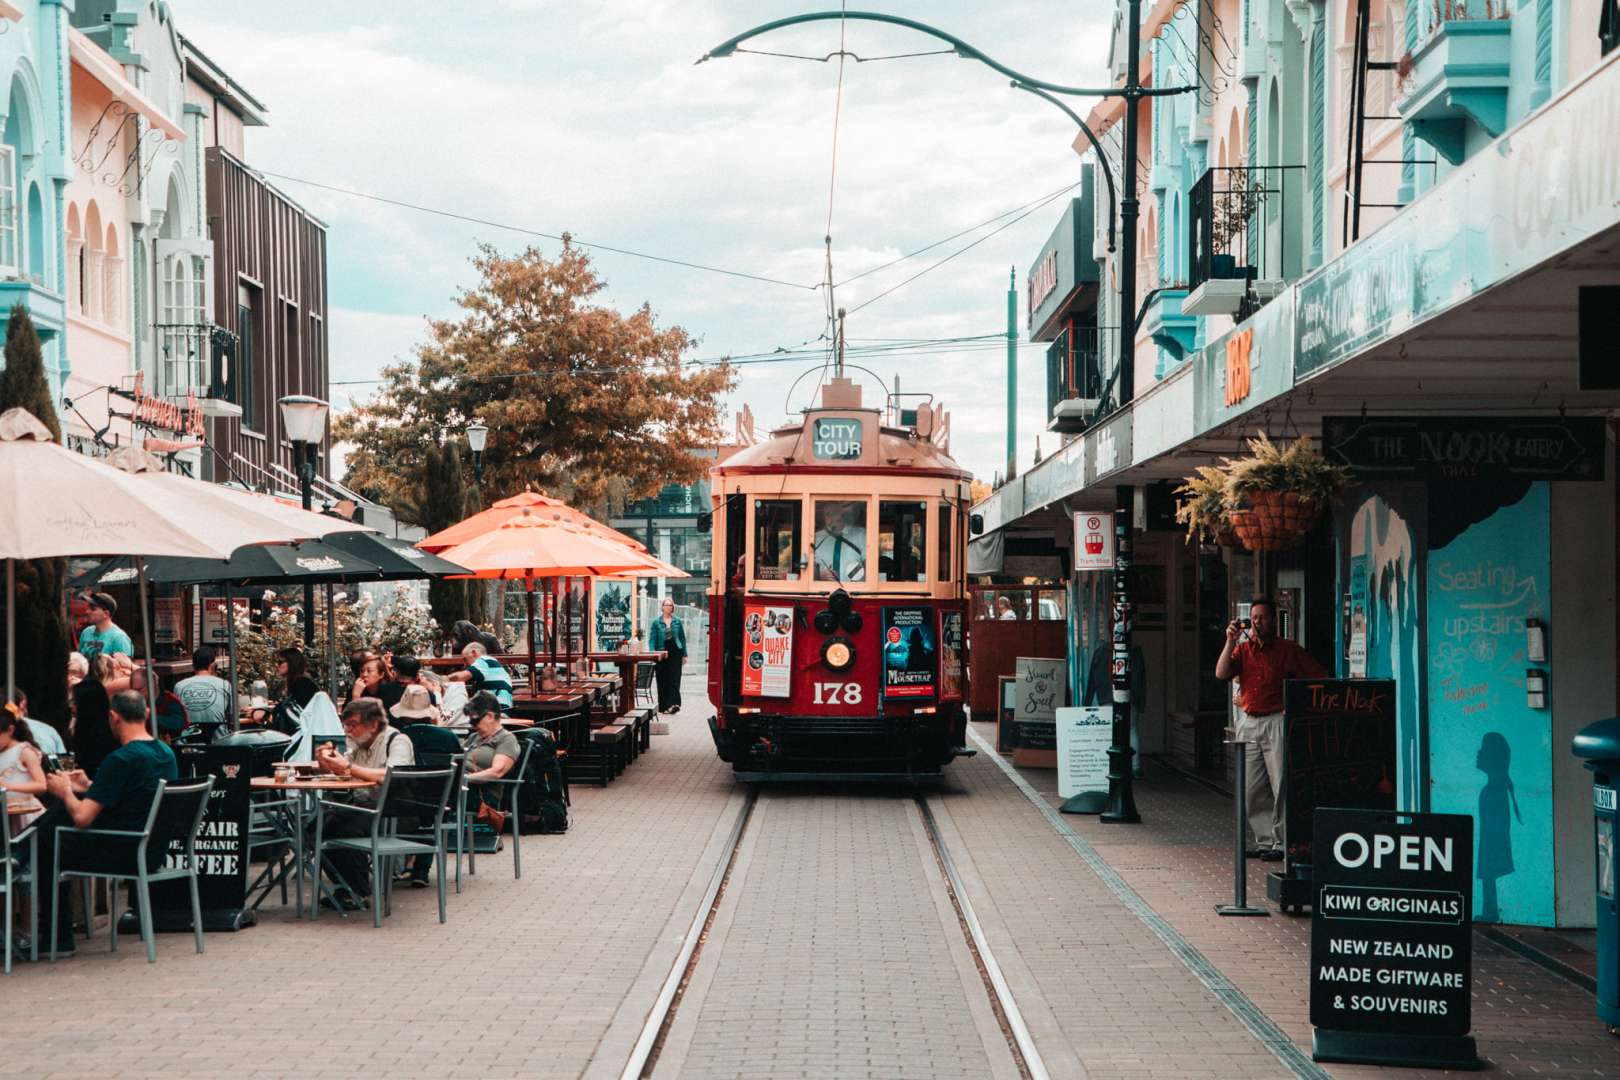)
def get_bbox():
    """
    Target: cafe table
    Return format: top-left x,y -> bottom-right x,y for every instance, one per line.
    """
587,652 -> 665,717
250,775 -> 378,918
